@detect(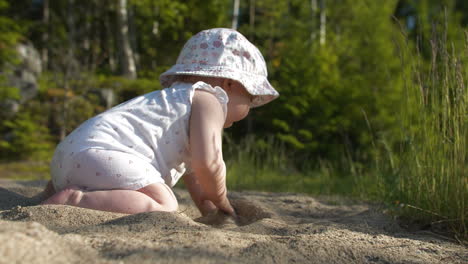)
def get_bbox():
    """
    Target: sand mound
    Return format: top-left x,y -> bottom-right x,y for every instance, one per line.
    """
0,180 -> 466,264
